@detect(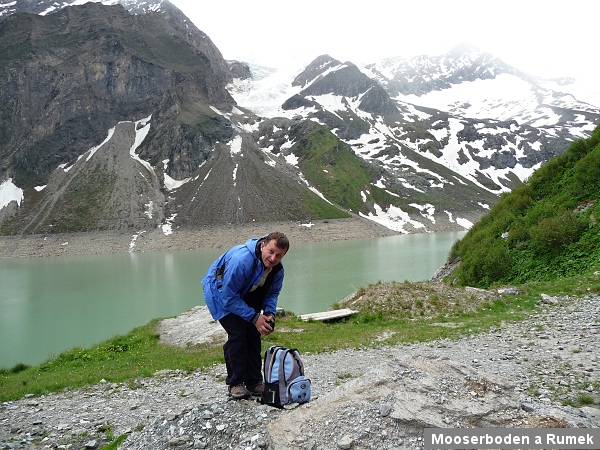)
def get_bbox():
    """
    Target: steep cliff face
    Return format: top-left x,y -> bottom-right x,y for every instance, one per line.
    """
0,2 -> 241,233
0,3 -> 234,189
9,118 -> 167,234
0,3 -> 354,235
